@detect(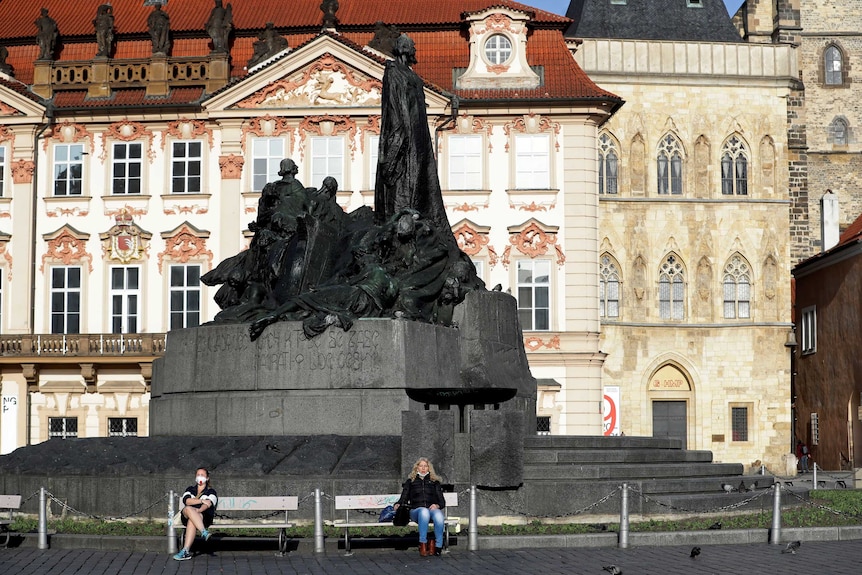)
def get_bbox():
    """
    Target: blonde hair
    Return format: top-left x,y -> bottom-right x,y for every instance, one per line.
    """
408,457 -> 441,482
